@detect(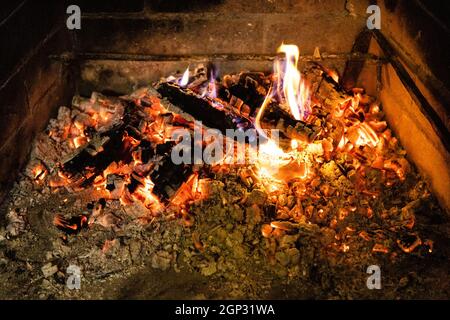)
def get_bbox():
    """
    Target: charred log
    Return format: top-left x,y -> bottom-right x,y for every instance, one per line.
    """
261,103 -> 322,143
156,82 -> 254,134
218,72 -> 269,117
150,153 -> 193,200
